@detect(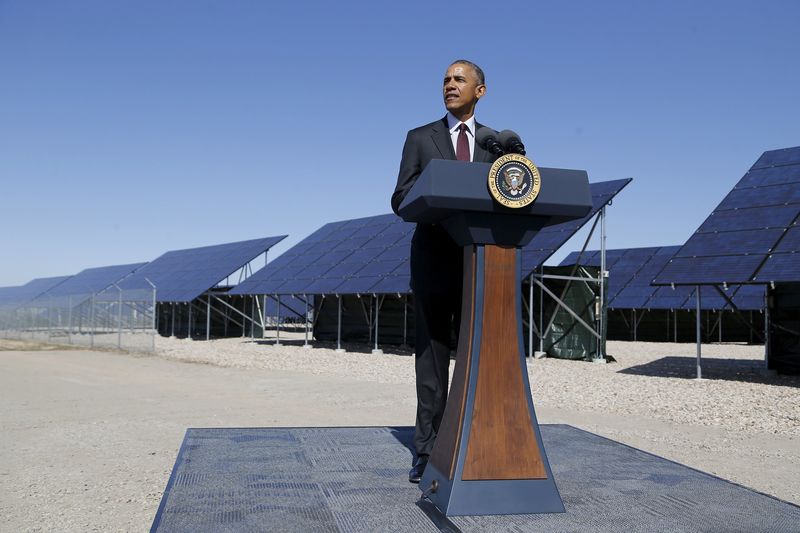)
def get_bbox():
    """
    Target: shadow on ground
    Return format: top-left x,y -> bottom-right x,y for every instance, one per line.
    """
246,338 -> 415,356
618,356 -> 800,386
